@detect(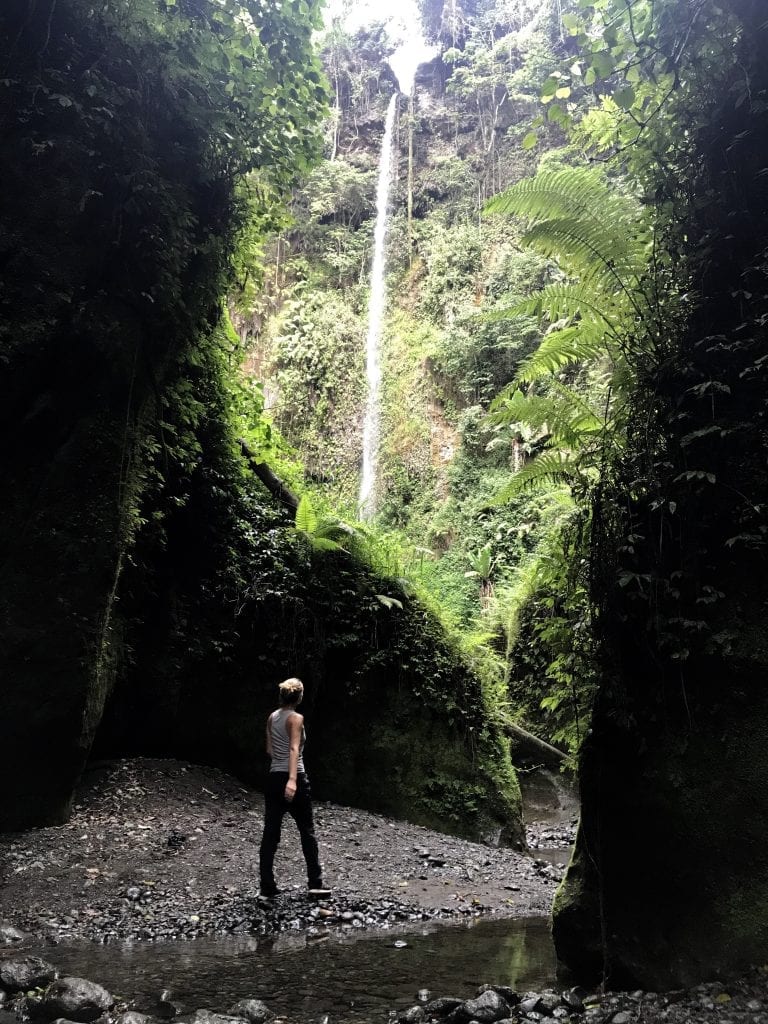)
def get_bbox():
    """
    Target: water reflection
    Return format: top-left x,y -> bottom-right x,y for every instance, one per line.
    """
25,917 -> 556,1022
